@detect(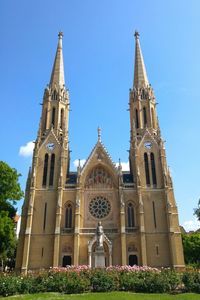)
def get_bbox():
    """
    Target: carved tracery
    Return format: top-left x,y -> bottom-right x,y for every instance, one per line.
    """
85,167 -> 113,188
